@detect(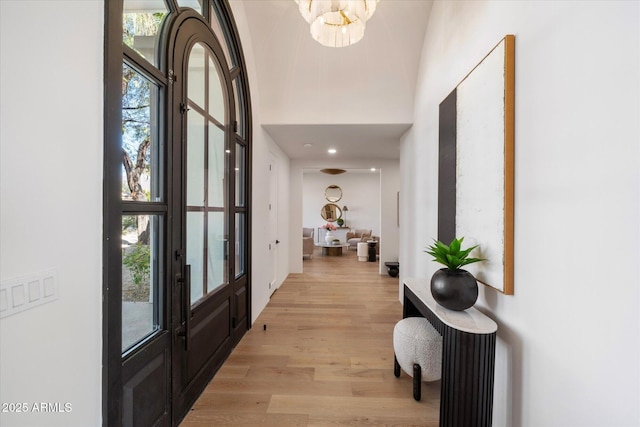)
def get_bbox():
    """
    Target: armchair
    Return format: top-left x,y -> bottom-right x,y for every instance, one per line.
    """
303,227 -> 315,259
346,229 -> 372,250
